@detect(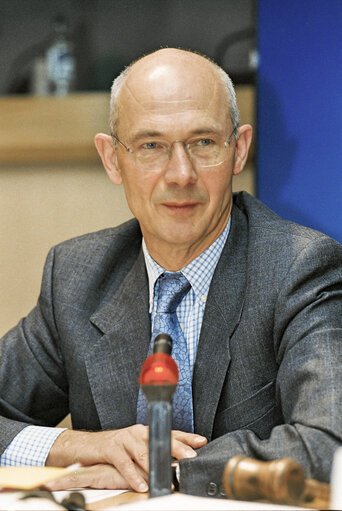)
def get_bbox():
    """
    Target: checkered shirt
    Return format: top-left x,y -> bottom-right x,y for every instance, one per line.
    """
0,425 -> 66,466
